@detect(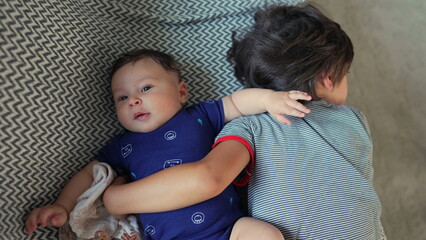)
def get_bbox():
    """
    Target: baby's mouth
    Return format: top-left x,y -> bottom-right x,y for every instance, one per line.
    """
134,112 -> 149,120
